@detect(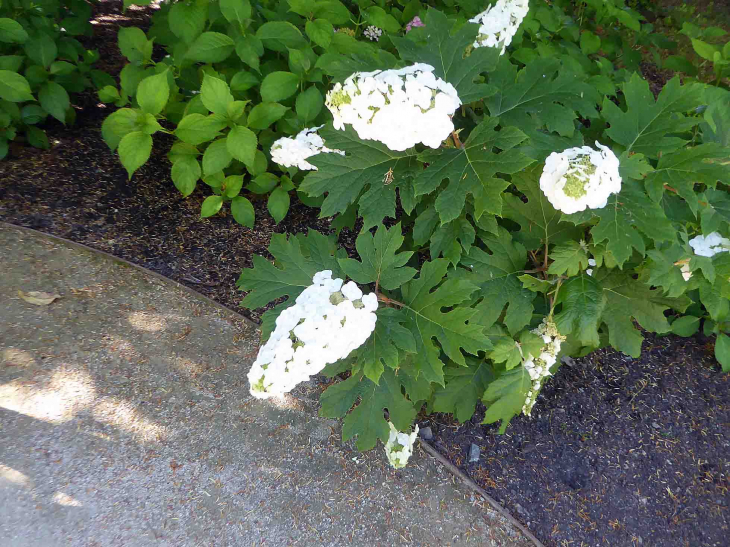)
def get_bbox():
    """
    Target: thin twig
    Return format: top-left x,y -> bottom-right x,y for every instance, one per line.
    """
377,293 -> 405,307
